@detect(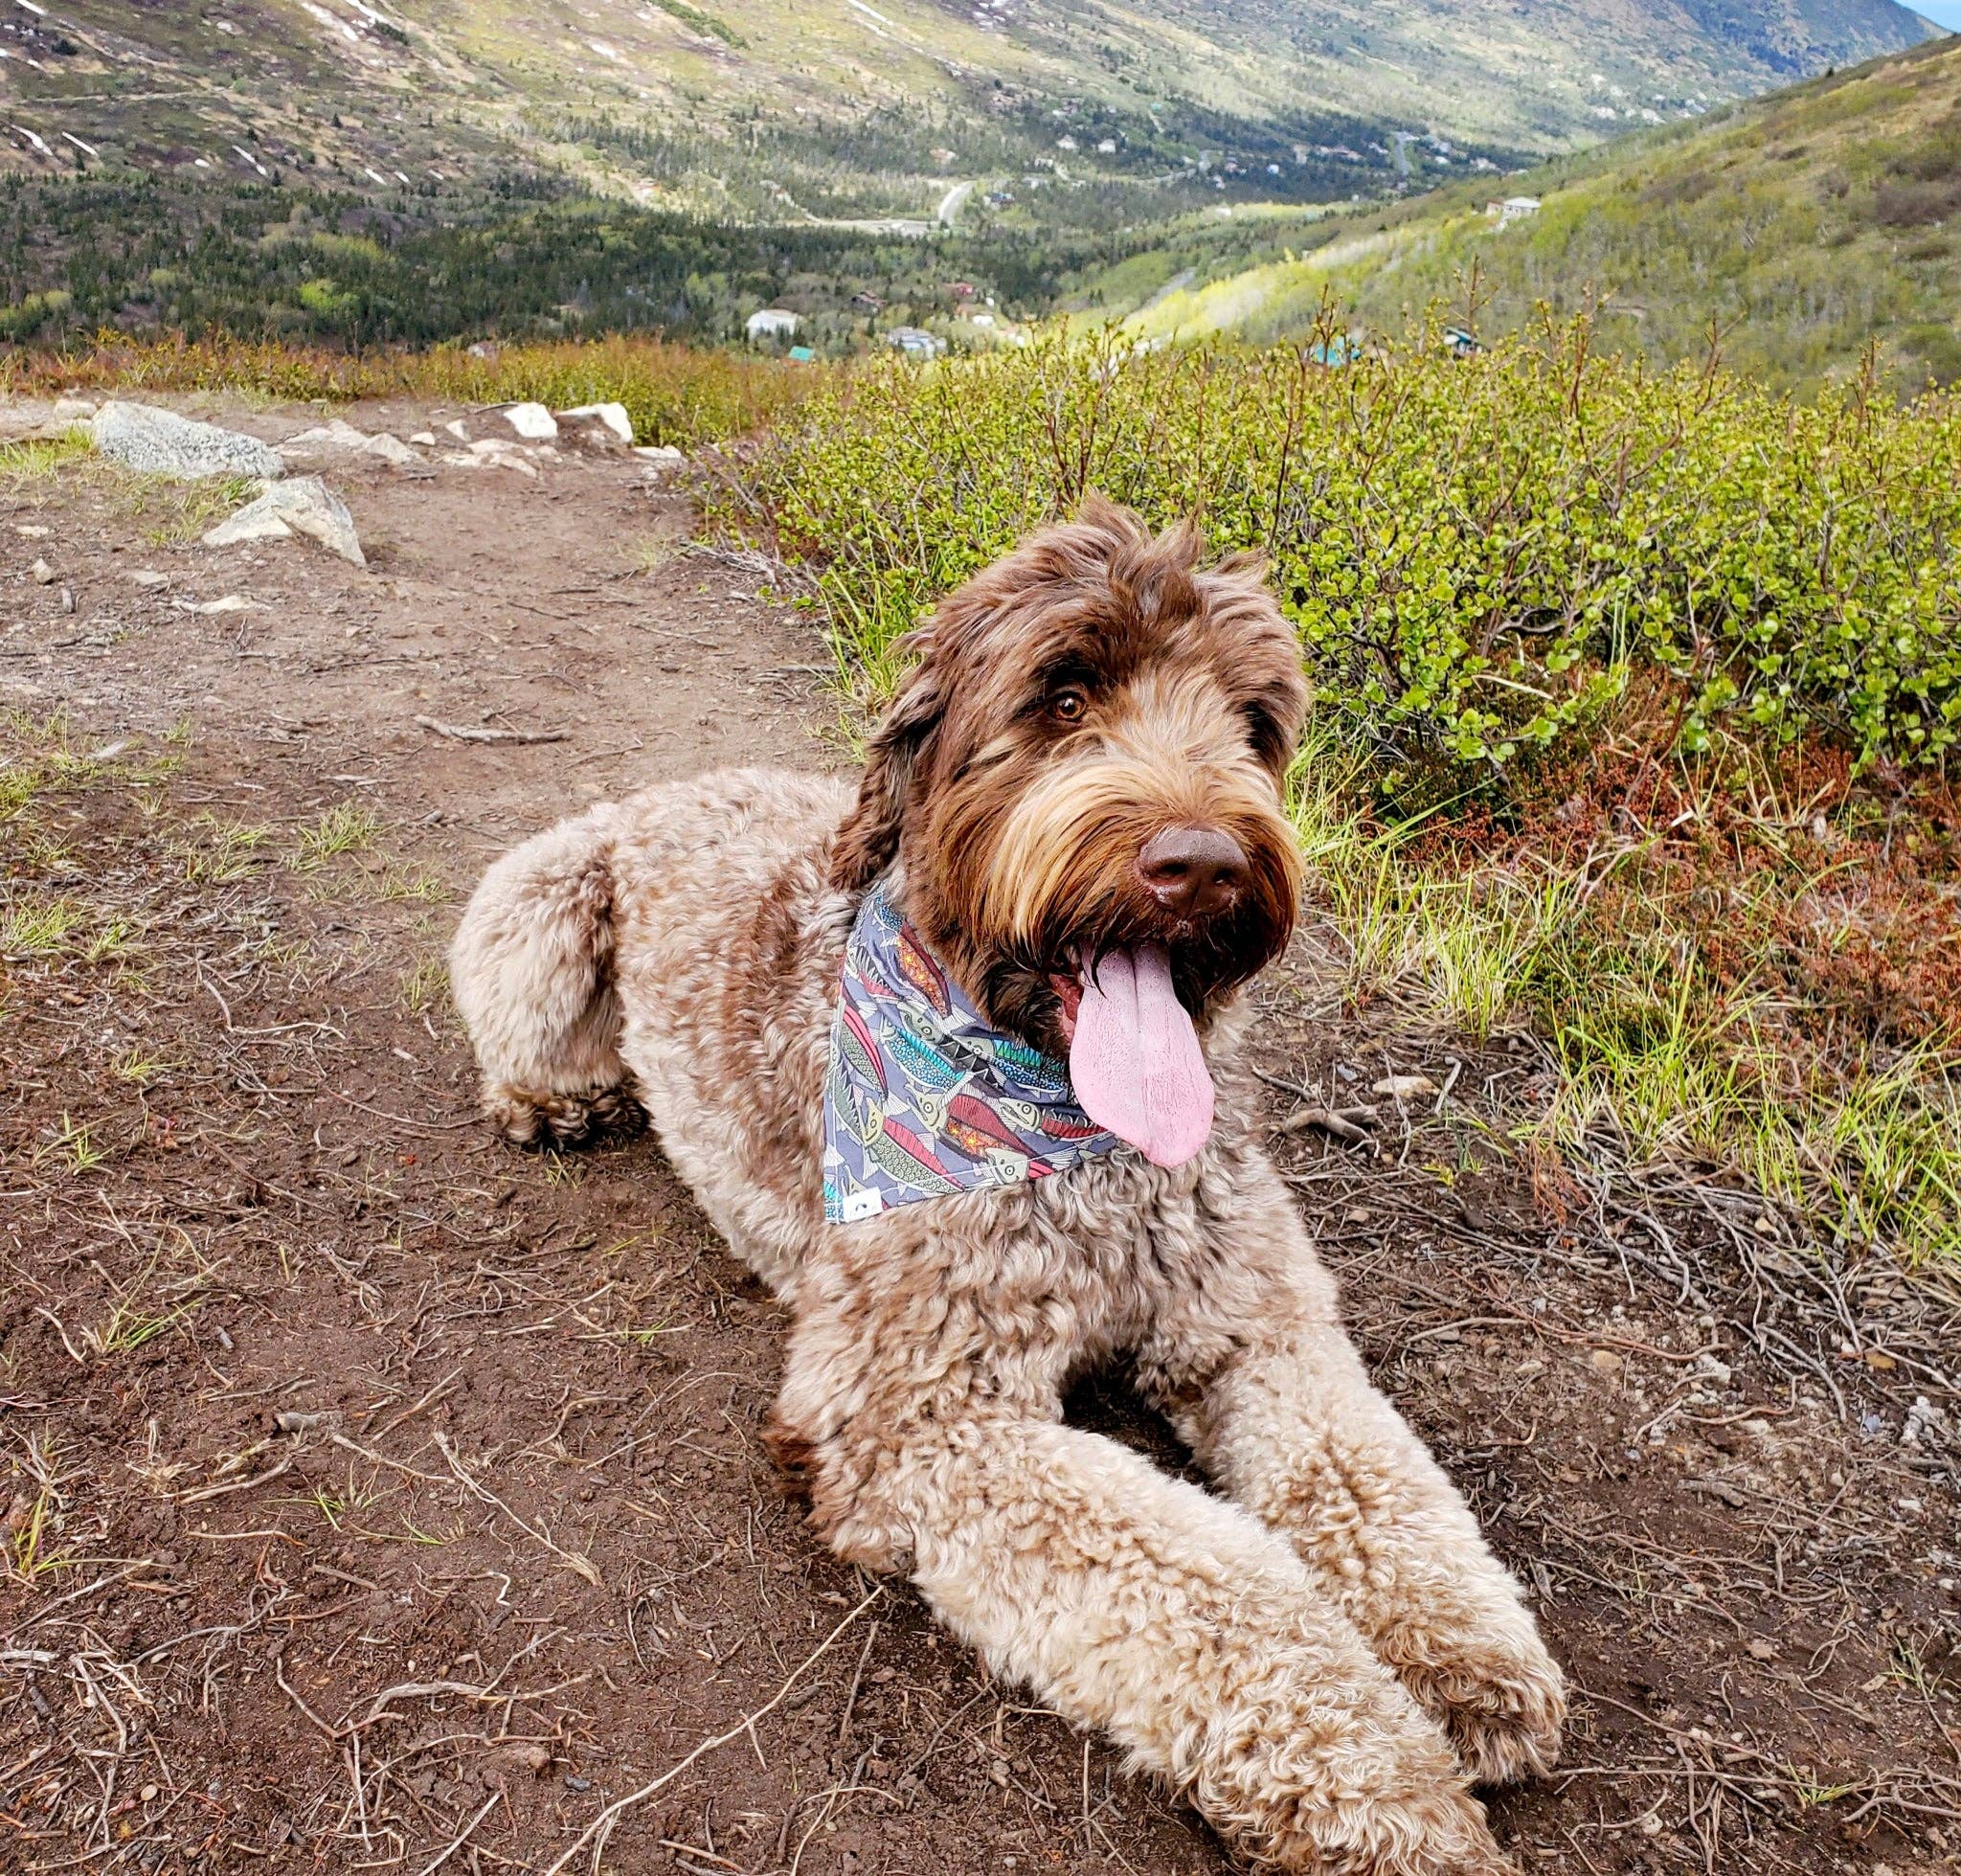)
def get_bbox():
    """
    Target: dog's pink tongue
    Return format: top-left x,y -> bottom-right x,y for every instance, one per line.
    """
1070,947 -> 1213,1167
